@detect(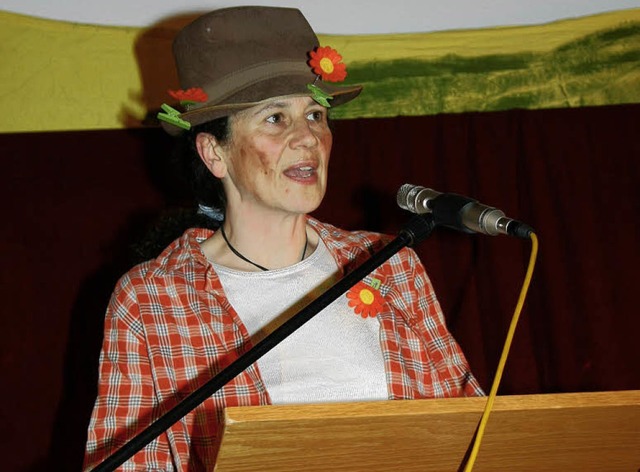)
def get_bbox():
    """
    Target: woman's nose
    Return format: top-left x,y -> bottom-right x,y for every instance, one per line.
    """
289,119 -> 319,148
